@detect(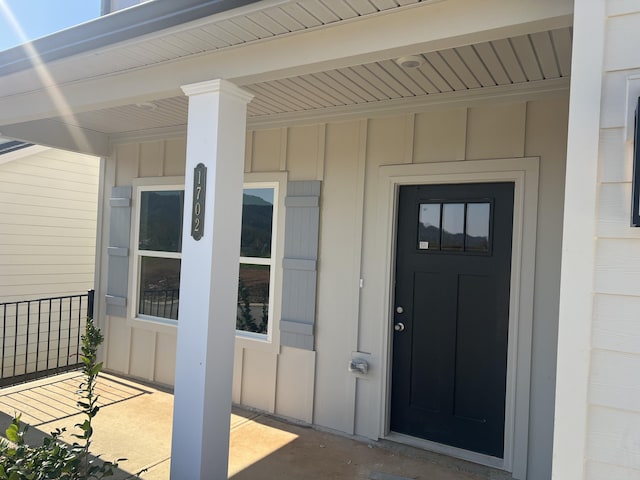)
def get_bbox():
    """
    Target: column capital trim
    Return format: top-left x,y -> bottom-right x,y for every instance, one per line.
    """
181,78 -> 254,103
